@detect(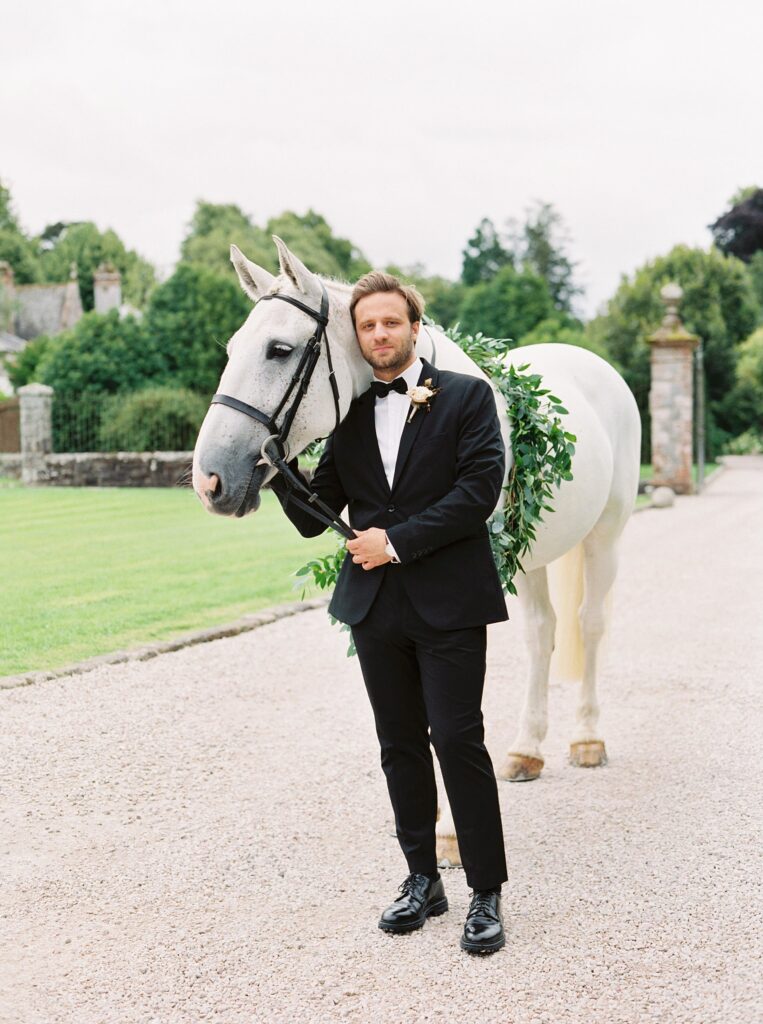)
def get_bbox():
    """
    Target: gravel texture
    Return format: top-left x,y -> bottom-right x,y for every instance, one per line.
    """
1,460 -> 762,1024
